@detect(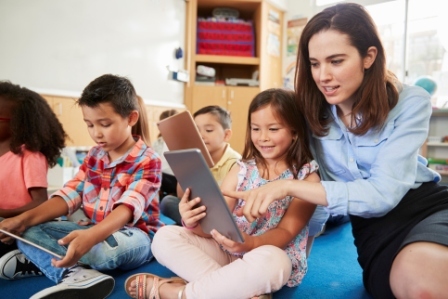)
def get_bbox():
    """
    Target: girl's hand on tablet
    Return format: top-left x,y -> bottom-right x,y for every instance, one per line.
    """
210,229 -> 253,254
179,188 -> 206,229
